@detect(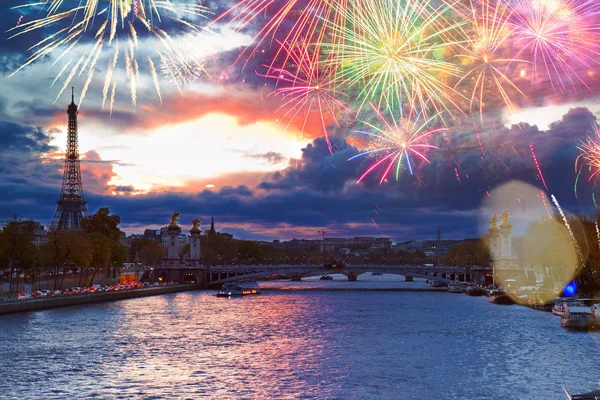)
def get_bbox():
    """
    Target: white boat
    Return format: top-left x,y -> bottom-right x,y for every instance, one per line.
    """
561,306 -> 592,330
216,282 -> 260,297
591,305 -> 600,329
552,298 -> 584,317
447,284 -> 463,293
